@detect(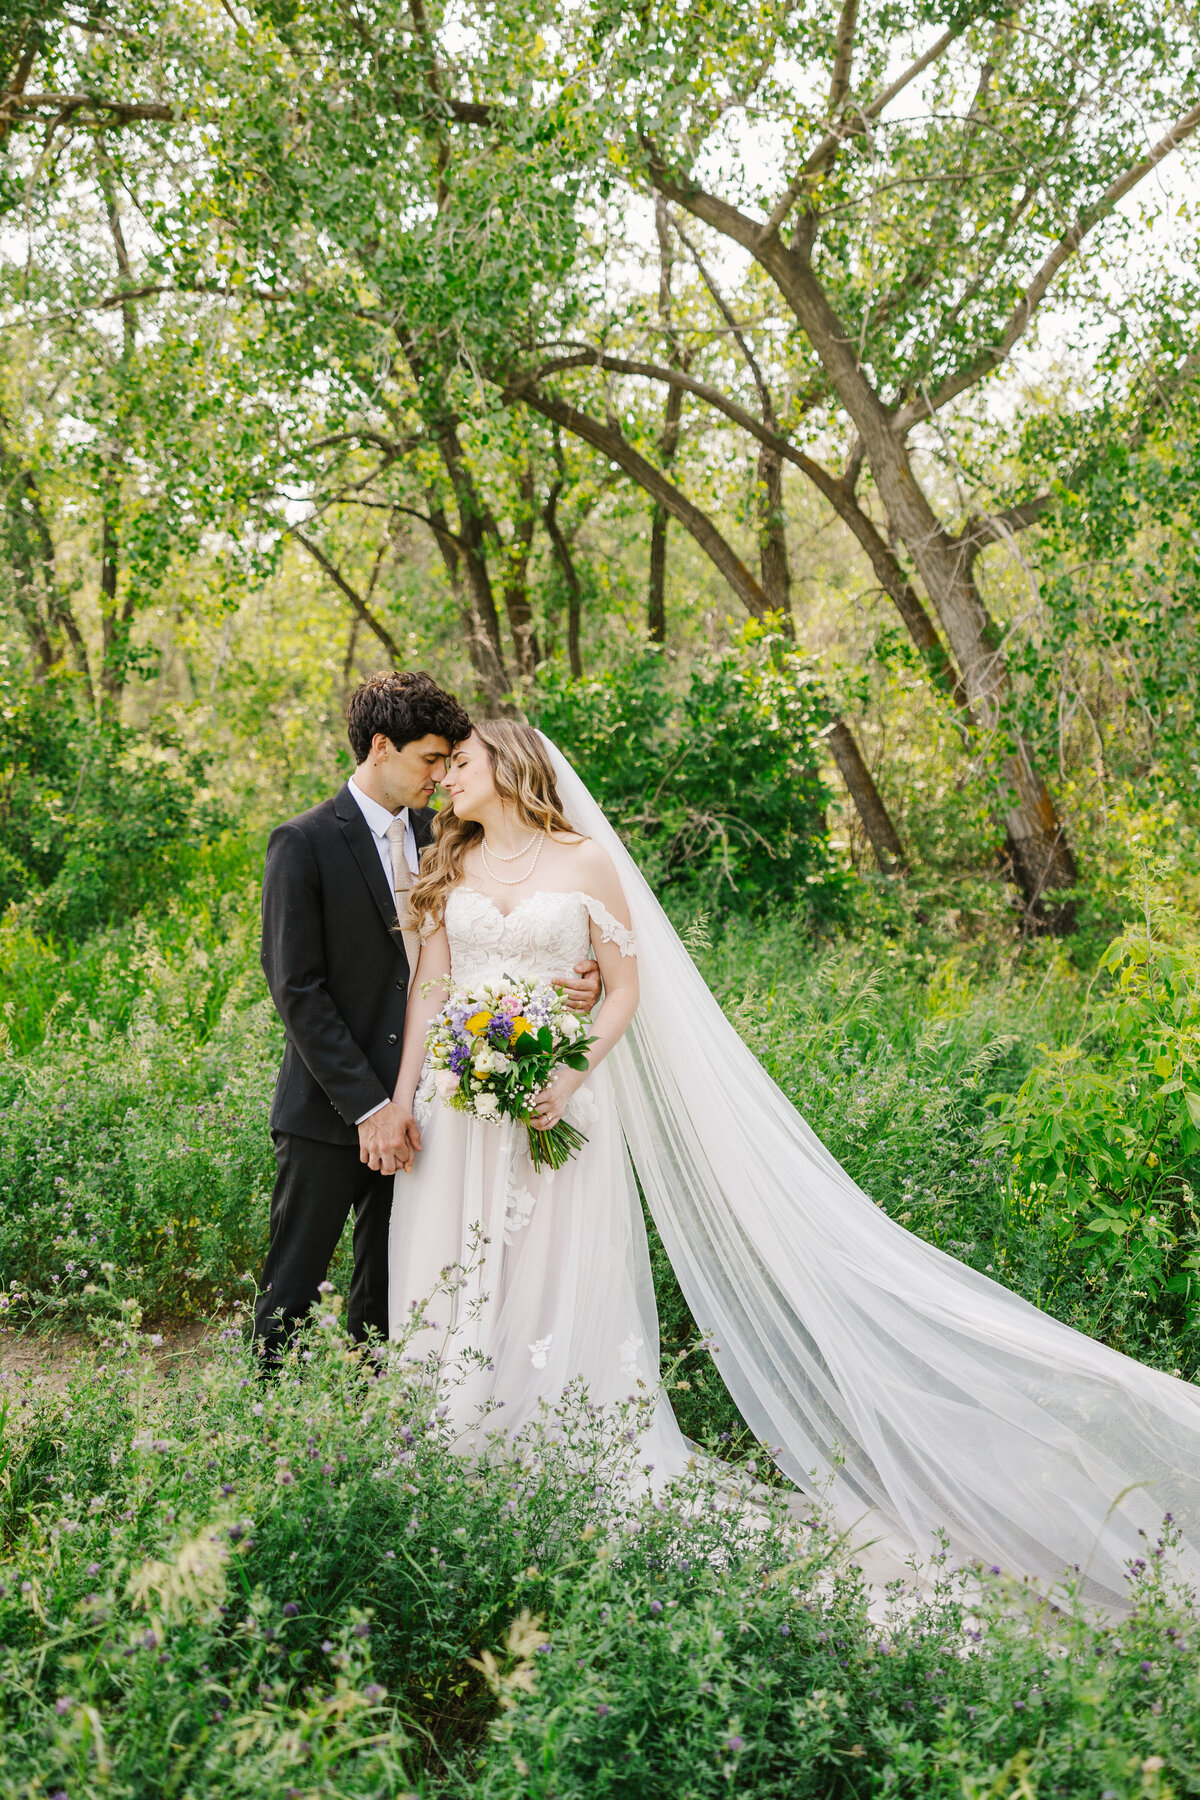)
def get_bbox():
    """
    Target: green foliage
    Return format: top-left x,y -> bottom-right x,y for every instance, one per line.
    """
986,870 -> 1200,1345
530,634 -> 847,917
0,664 -> 226,936
2,1315 -> 1200,1798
